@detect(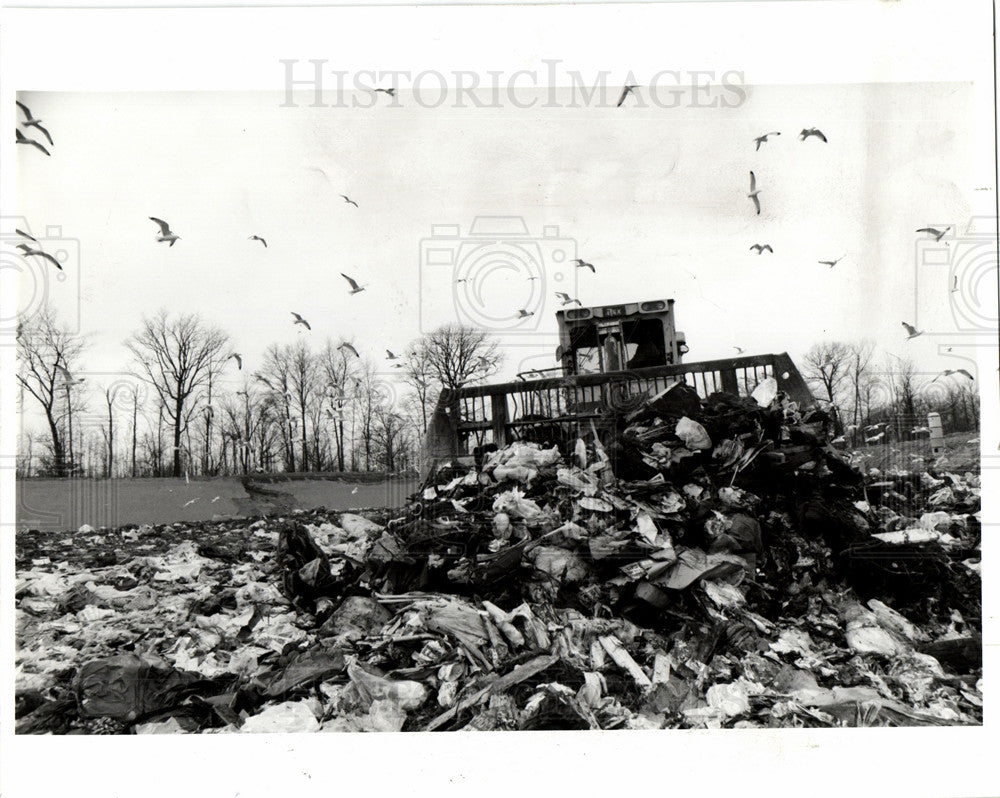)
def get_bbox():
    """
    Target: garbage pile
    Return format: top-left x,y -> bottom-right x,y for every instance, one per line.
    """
15,380 -> 982,733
